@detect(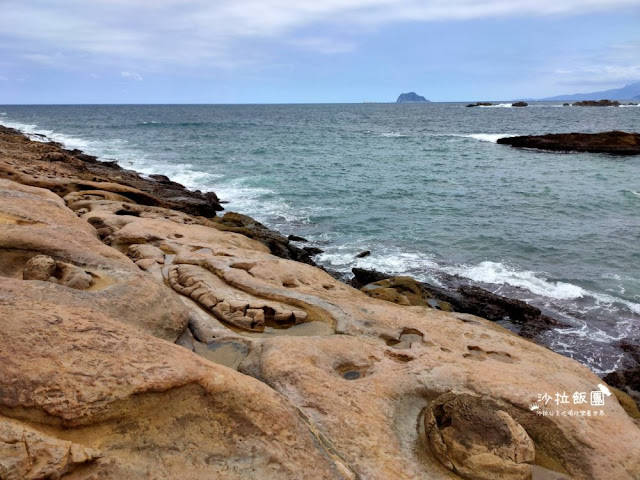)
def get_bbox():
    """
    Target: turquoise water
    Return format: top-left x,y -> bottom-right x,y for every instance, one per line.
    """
2,103 -> 639,373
